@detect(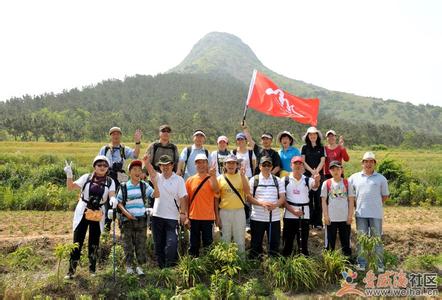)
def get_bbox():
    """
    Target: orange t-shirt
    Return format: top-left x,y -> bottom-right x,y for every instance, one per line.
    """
186,174 -> 216,220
